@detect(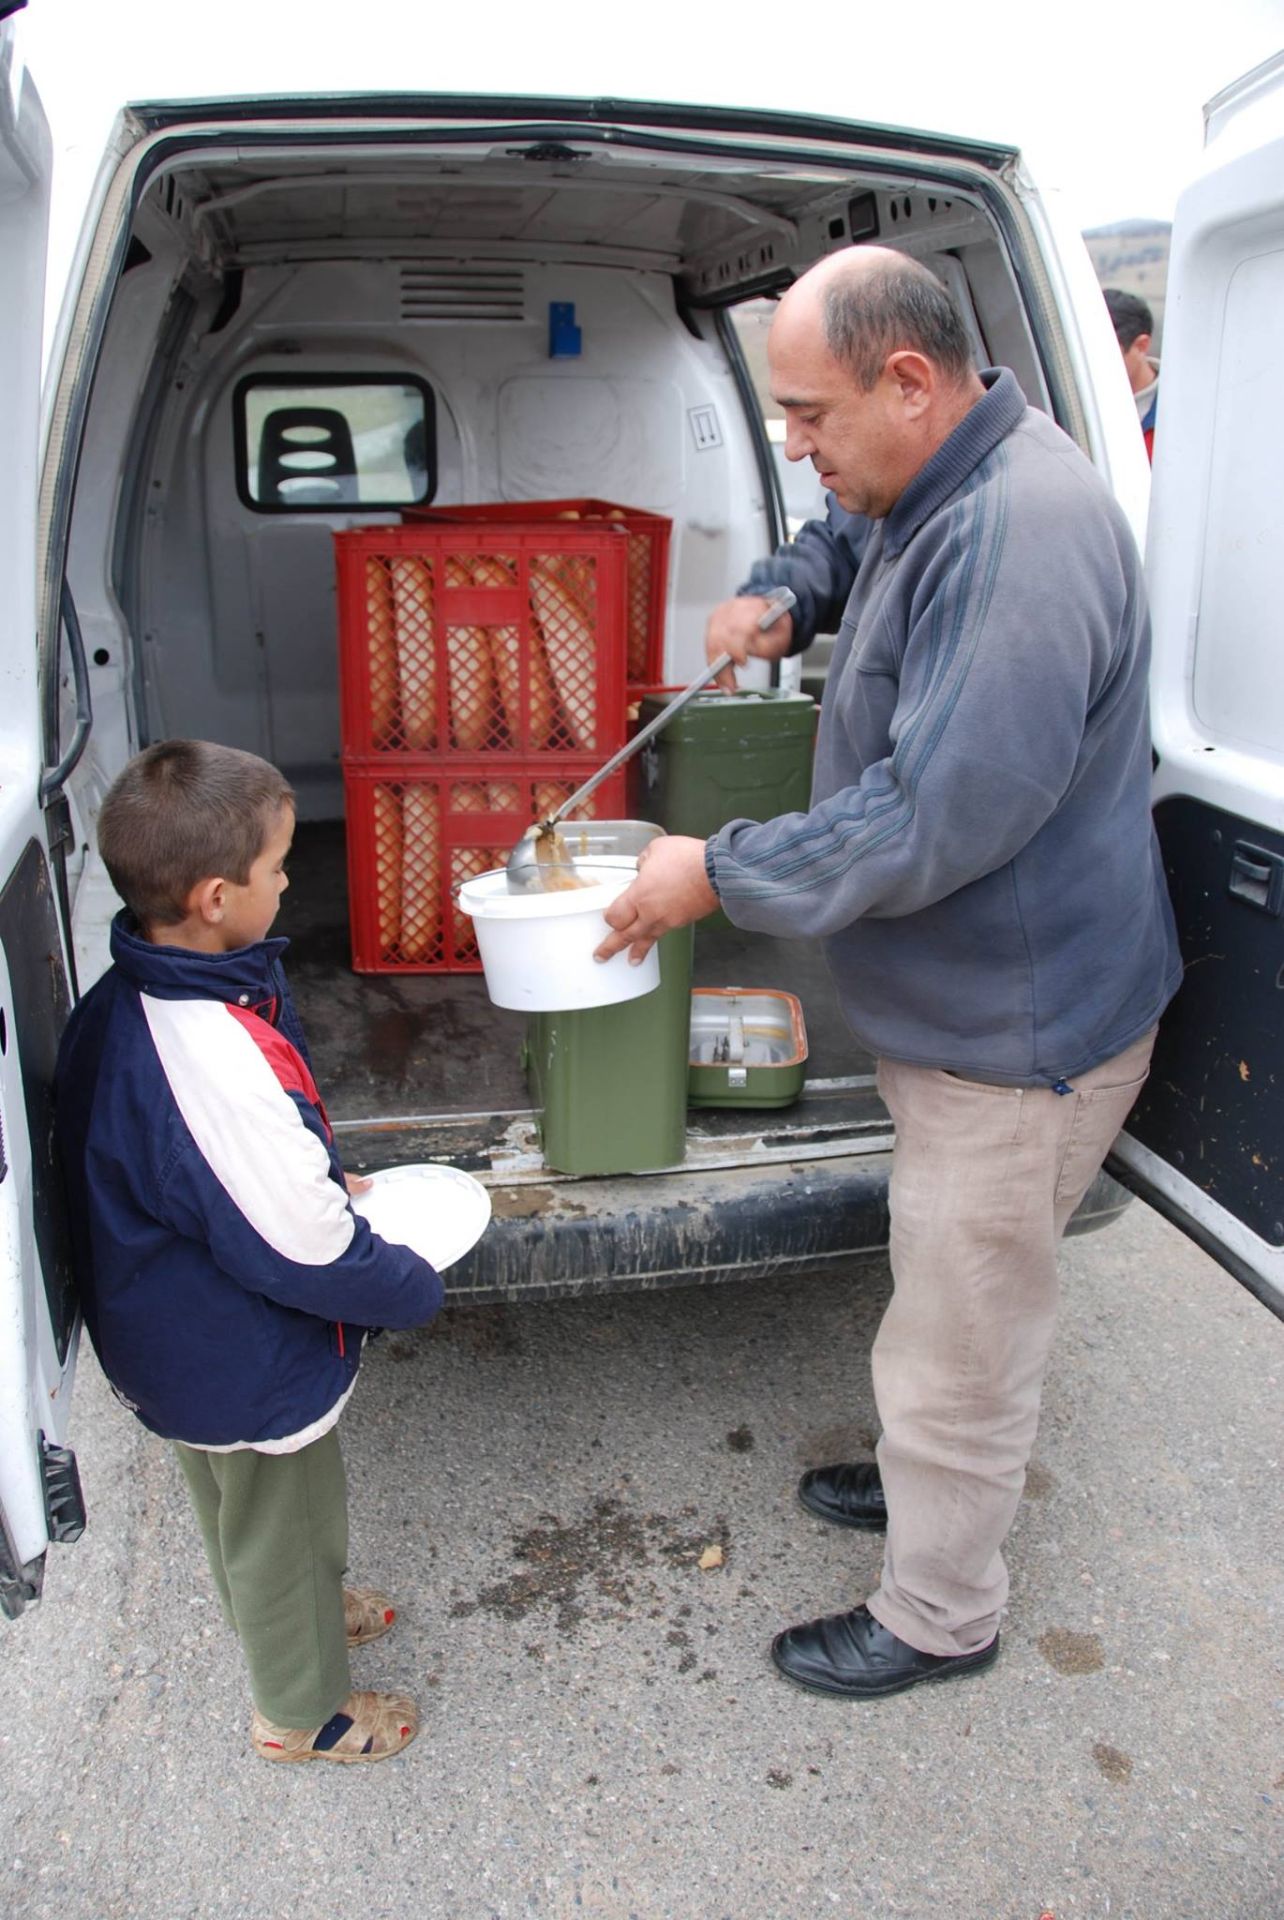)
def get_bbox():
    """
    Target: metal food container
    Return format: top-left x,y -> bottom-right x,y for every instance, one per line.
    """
549,819 -> 664,863
688,988 -> 808,1108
